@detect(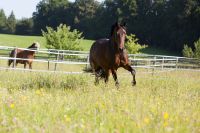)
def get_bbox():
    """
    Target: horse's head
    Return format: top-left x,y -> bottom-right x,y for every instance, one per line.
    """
110,22 -> 127,50
28,42 -> 40,51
